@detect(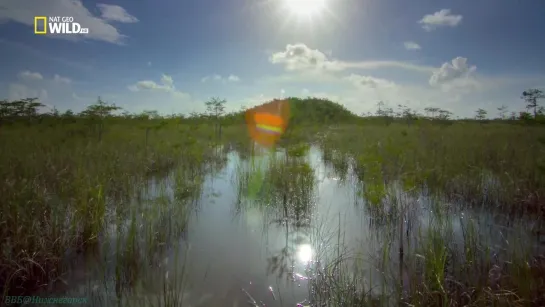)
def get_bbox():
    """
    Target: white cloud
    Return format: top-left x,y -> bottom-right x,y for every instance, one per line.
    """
53,74 -> 72,84
201,74 -> 221,83
227,75 -> 240,82
263,46 -> 533,117
404,41 -> 421,50
201,74 -> 241,83
270,43 -> 333,71
429,57 -> 477,90
270,43 -> 434,73
129,81 -> 169,92
0,0 -> 137,44
18,70 -> 43,81
344,74 -> 397,89
8,83 -> 48,101
419,9 -> 463,31
96,4 -> 139,23
161,74 -> 174,87
128,74 -> 190,99
17,70 -> 71,84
